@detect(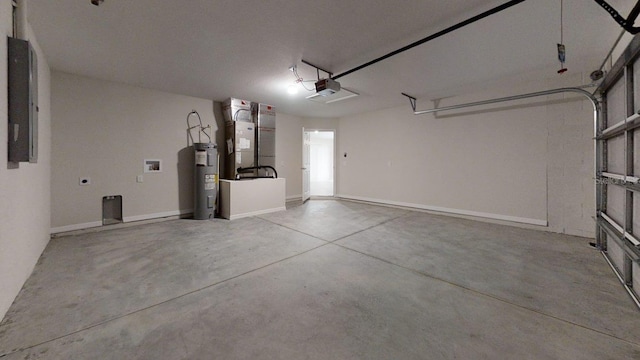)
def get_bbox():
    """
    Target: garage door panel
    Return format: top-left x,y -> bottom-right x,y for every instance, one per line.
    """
633,56 -> 640,112
633,131 -> 640,176
608,135 -> 626,174
632,197 -> 640,238
633,261 -> 640,299
607,77 -> 626,126
606,185 -> 625,226
607,239 -> 626,275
